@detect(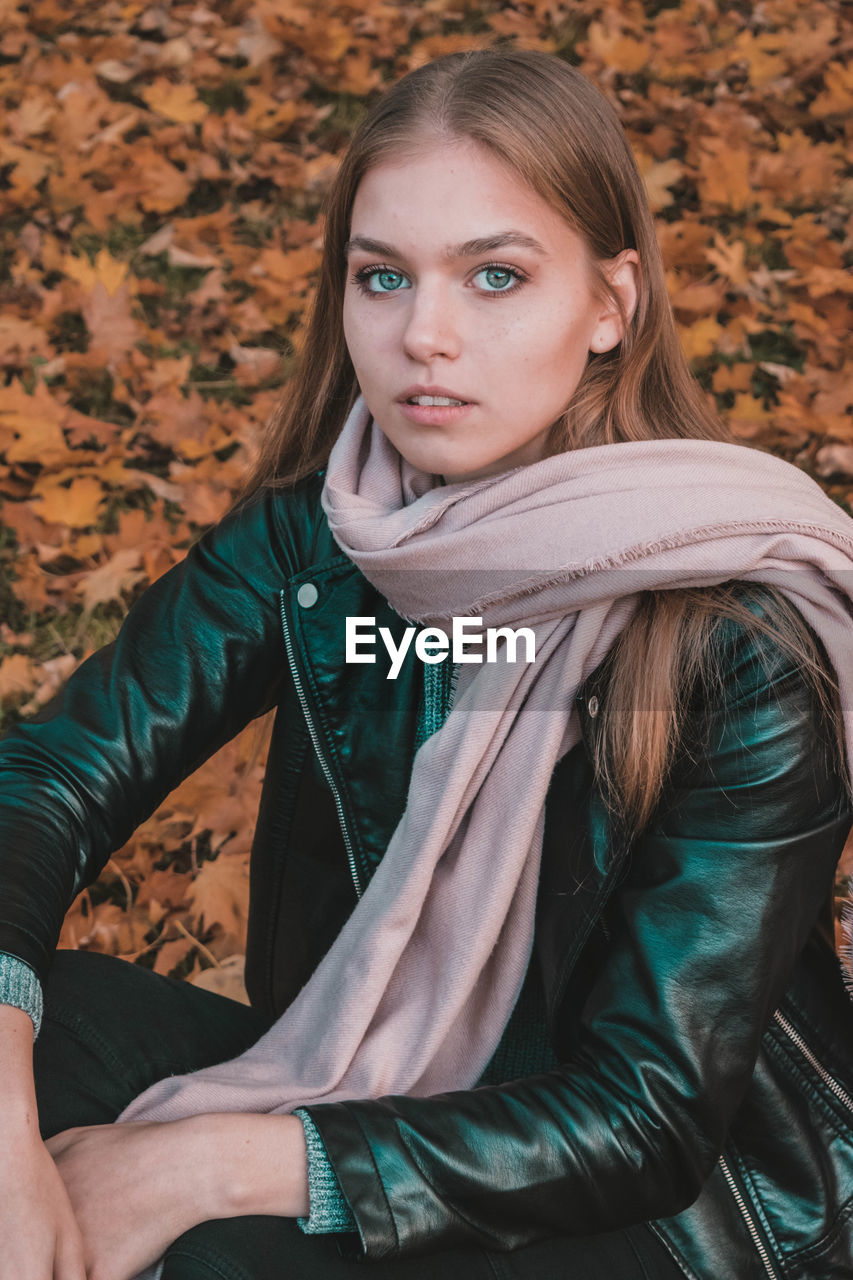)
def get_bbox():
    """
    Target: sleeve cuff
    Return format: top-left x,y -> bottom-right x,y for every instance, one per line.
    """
0,952 -> 43,1037
294,1108 -> 358,1234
